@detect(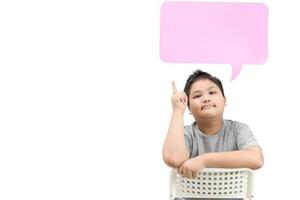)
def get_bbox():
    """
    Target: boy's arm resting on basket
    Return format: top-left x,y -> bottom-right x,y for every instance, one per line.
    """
201,146 -> 264,169
162,82 -> 189,168
178,146 -> 264,178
